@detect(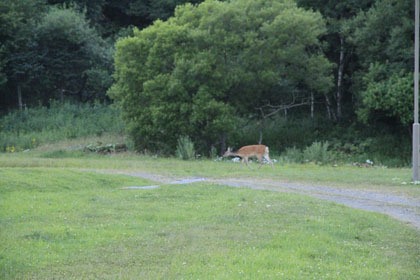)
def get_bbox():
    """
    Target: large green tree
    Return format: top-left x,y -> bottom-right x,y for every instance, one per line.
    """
109,0 -> 333,154
349,0 -> 413,127
31,5 -> 113,103
0,2 -> 113,110
0,0 -> 46,111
